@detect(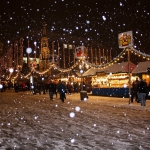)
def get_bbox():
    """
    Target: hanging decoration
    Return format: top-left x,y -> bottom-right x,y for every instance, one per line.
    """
9,48 -> 150,80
